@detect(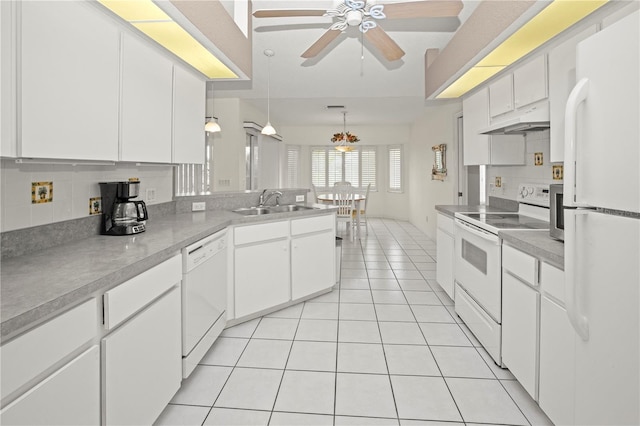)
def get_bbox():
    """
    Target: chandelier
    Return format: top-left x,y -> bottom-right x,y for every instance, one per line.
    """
331,112 -> 359,152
